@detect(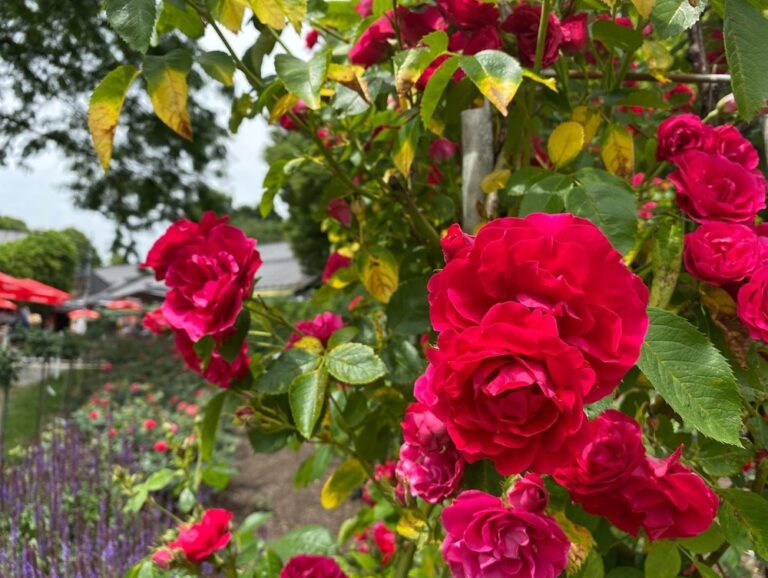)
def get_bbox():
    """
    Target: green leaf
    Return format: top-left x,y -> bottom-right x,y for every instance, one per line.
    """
327,327 -> 359,350
694,564 -> 720,578
144,468 -> 180,492
572,550 -> 604,578
651,0 -> 708,38
644,541 -> 681,578
698,438 -> 752,476
201,390 -> 228,462
326,343 -> 387,384
201,462 -> 237,490
637,308 -> 742,445
294,445 -> 334,488
124,488 -> 148,513
606,569 -> 643,578
393,116 -> 422,176
724,0 -> 768,119
592,20 -> 644,52
198,50 -> 236,86
143,49 -> 194,140
271,525 -> 334,559
256,348 -> 320,395
218,310 -> 250,363
649,218 -> 683,309
677,523 -> 726,554
380,337 -> 426,385
567,168 -> 637,255
459,50 -> 523,116
178,486 -> 196,513
248,428 -> 292,453
157,1 -> 204,38
274,51 -> 329,110
420,55 -> 460,128
193,335 -> 215,370
394,32 -> 447,94
386,276 -> 430,335
720,489 -> 768,558
320,459 -> 368,509
88,64 -> 140,170
260,159 -> 288,217
105,0 -> 160,53
289,368 -> 329,438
